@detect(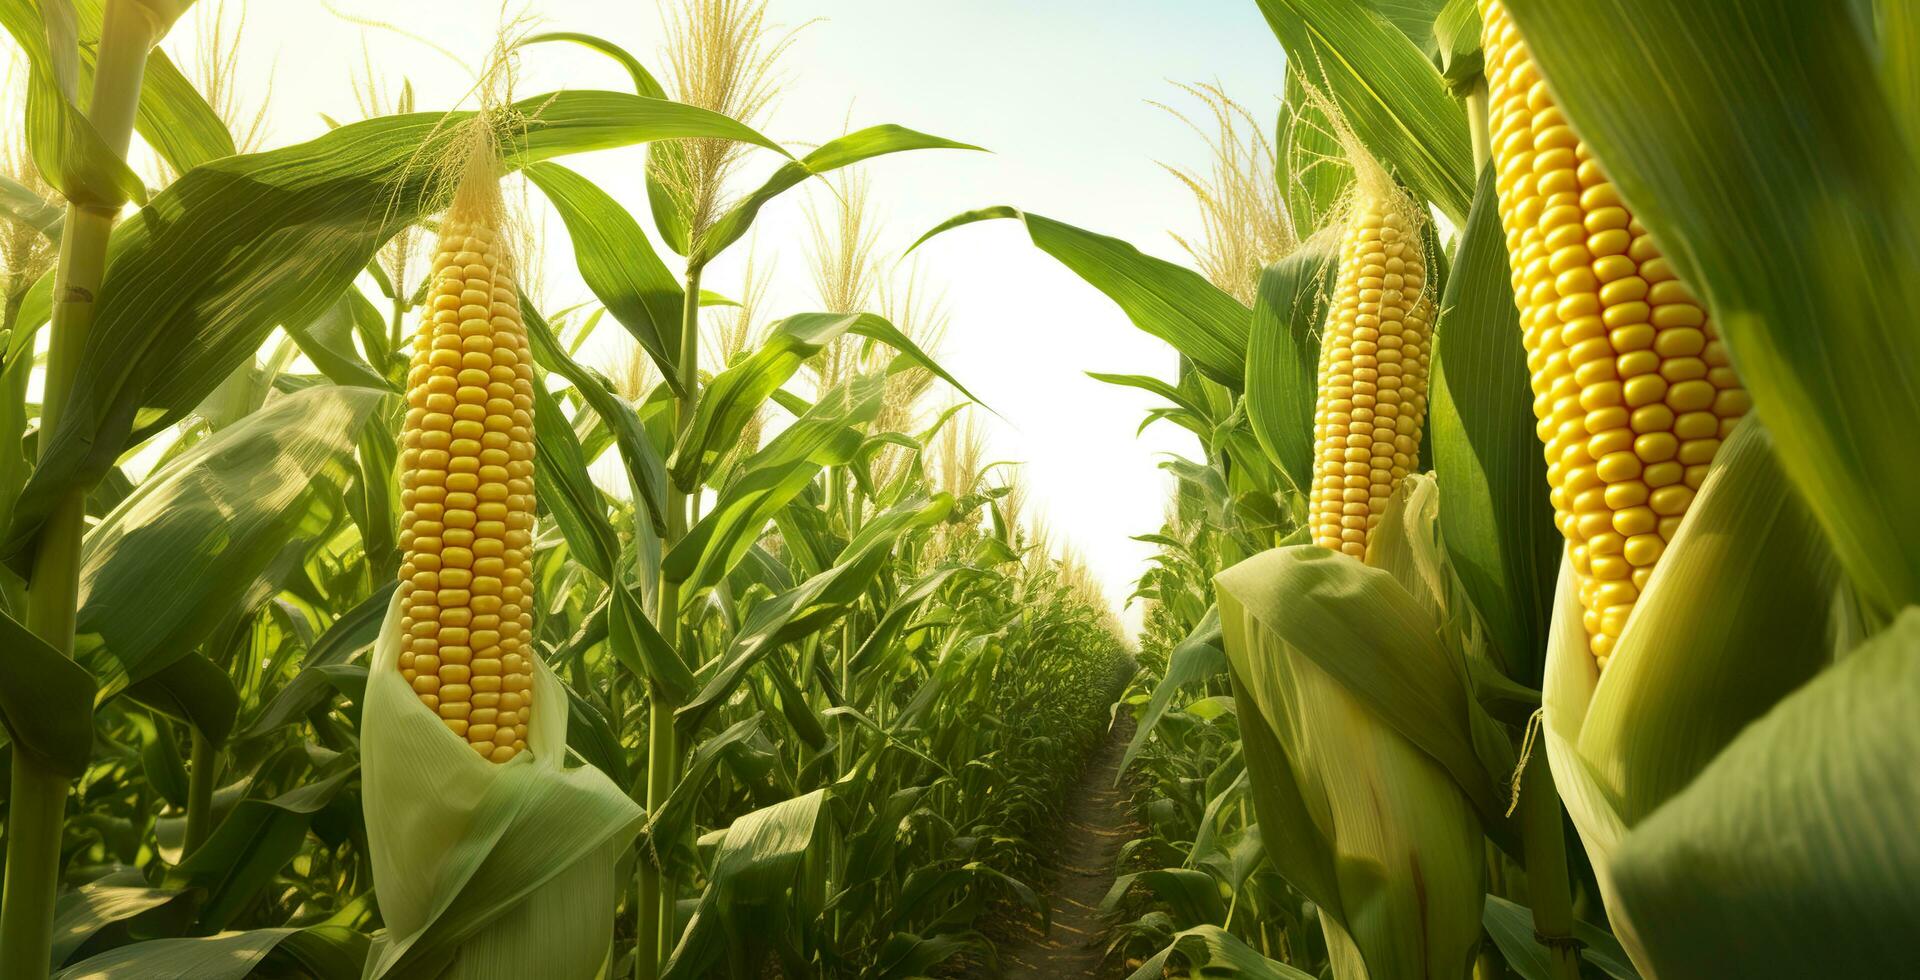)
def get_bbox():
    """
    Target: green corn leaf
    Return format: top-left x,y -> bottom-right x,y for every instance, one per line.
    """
532,380 -> 621,583
913,206 -> 1250,389
73,386 -> 383,700
0,604 -> 96,777
1117,606 -> 1224,780
1429,167 -> 1558,683
524,301 -> 671,536
1245,241 -> 1333,495
2,90 -> 780,573
665,374 -> 884,593
1278,67 -> 1352,241
525,161 -> 686,396
1255,0 -> 1474,223
694,125 -> 984,266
